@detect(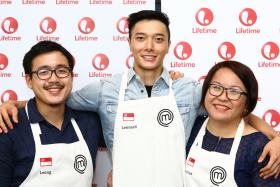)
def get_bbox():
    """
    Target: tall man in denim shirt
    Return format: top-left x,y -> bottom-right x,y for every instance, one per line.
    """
0,10 -> 280,186
65,10 -> 280,185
